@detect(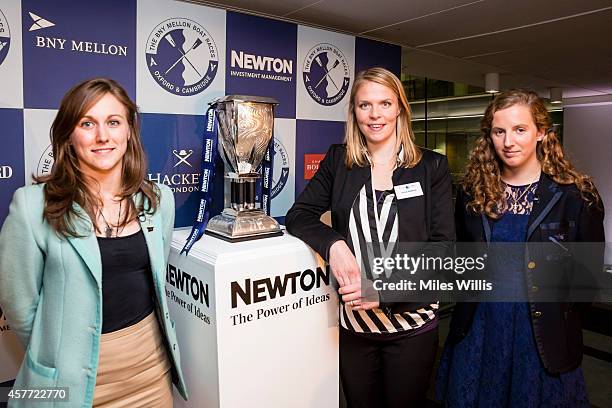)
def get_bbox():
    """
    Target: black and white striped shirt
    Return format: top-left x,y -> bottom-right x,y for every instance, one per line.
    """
340,179 -> 438,334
